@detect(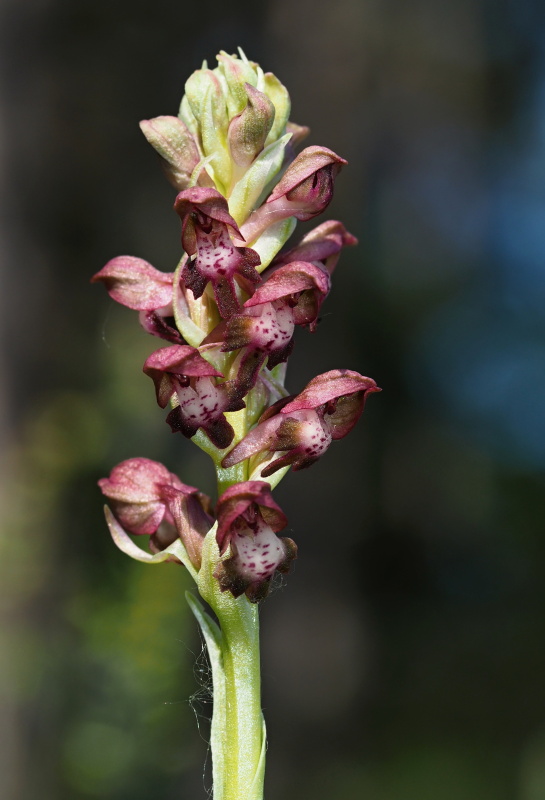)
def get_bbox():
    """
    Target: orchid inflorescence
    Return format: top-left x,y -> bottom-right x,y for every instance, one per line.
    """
95,49 -> 380,800
94,49 -> 380,605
